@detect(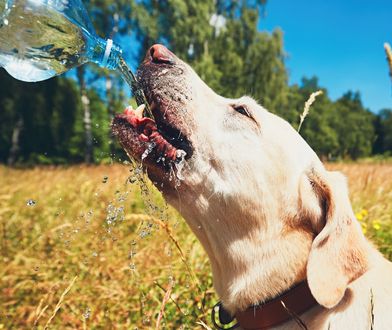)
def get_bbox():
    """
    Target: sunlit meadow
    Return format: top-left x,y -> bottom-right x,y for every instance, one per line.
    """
0,162 -> 391,329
